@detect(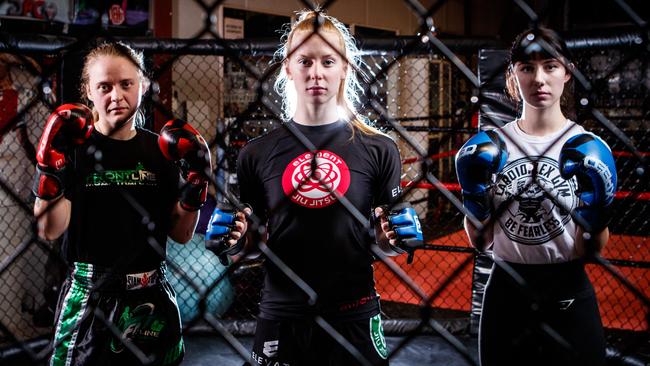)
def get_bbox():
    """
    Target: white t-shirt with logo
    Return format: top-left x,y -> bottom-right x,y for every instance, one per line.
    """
490,119 -> 586,264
